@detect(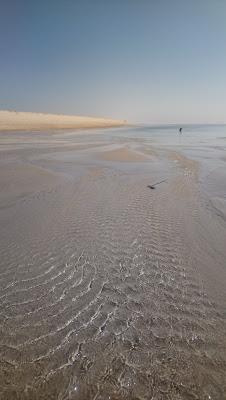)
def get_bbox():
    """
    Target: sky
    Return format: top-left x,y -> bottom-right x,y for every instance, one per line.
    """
0,0 -> 226,124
